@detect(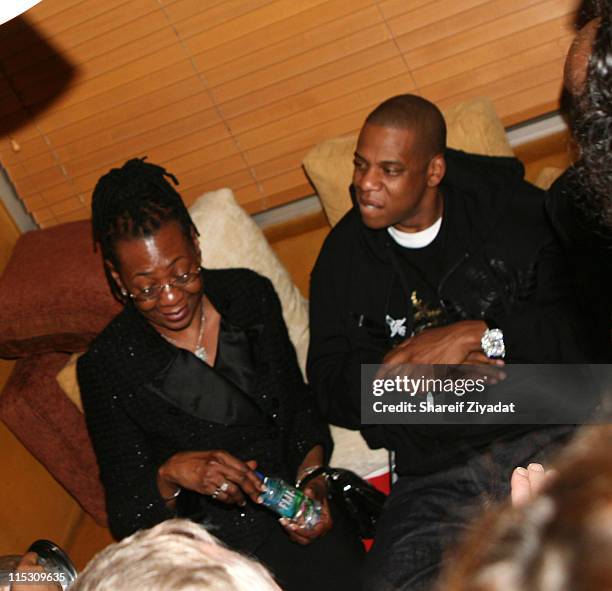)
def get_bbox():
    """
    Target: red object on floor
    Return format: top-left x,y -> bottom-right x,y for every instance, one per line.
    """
362,469 -> 390,550
367,470 -> 391,495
